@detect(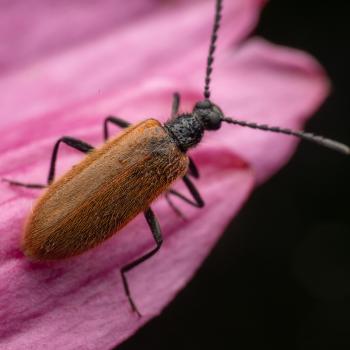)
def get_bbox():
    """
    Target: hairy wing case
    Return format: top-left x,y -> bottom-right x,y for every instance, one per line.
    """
23,119 -> 188,260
